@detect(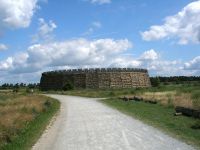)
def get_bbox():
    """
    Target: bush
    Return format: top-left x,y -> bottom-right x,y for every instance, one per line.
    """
150,77 -> 160,87
62,83 -> 74,91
